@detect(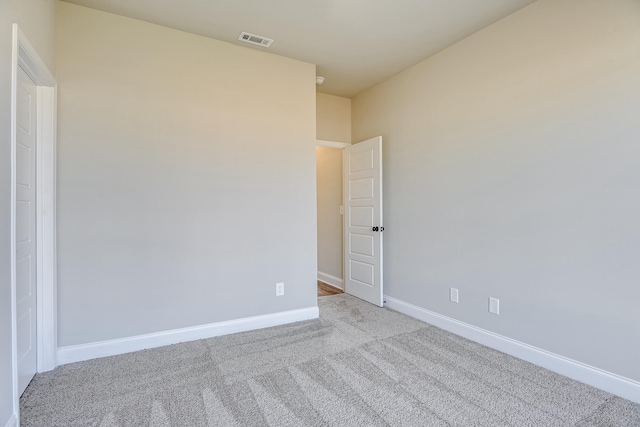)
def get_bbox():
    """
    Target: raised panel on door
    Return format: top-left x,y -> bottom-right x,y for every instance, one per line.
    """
343,136 -> 383,307
348,148 -> 374,173
349,177 -> 374,200
349,206 -> 373,228
350,234 -> 374,257
350,260 -> 375,287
